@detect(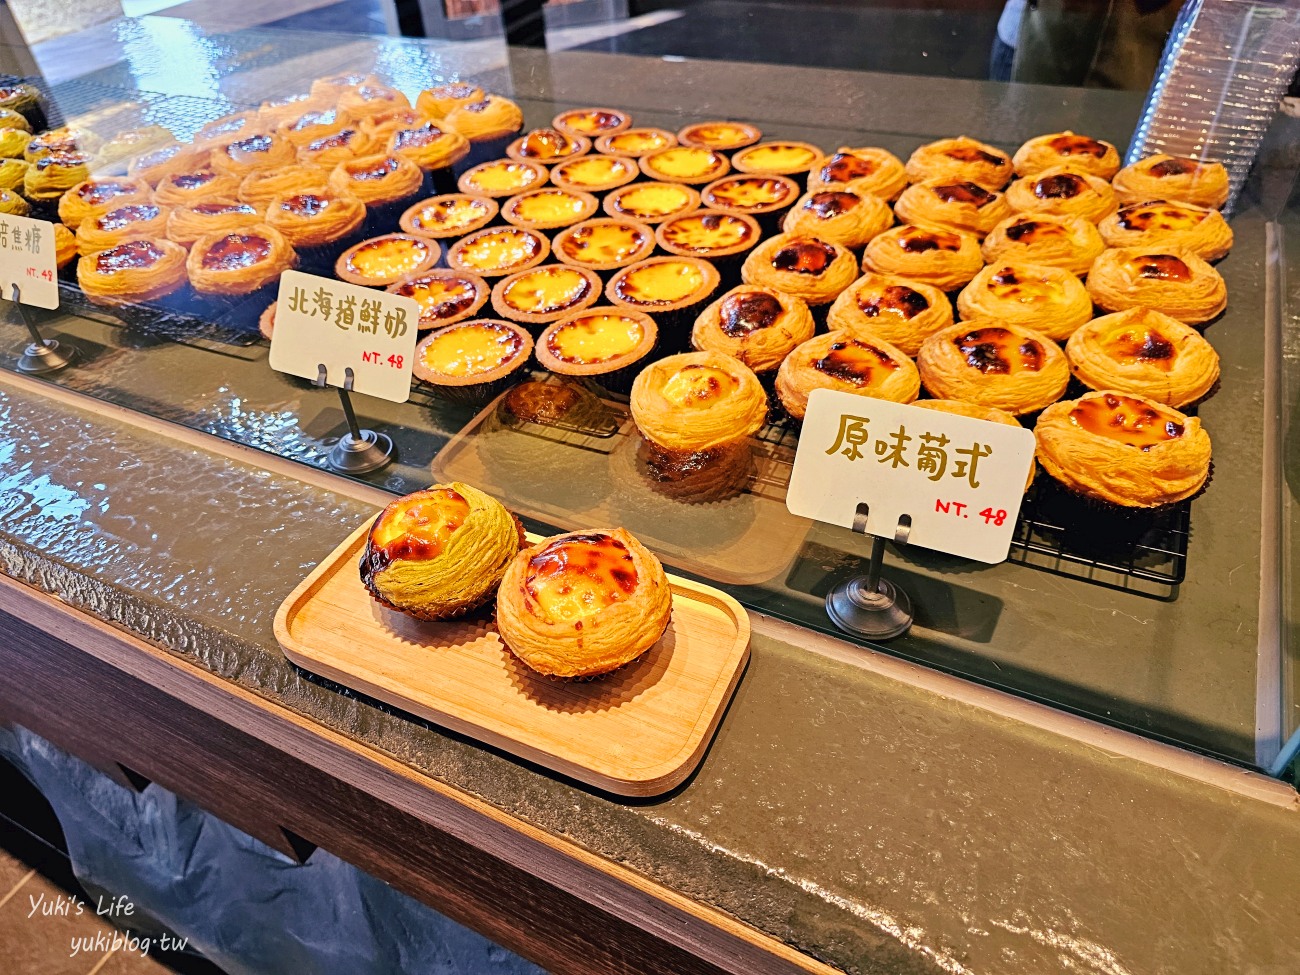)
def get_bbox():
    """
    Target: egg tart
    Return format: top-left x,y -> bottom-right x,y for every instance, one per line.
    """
956,262 -> 1093,341
700,174 -> 800,222
53,222 -> 75,268
500,187 -> 599,231
25,152 -> 91,202
601,181 -> 699,224
337,233 -> 440,287
981,213 -> 1105,277
1098,199 -> 1233,262
917,320 -> 1069,415
277,108 -> 353,149
210,133 -> 296,180
442,95 -> 525,146
490,264 -> 602,325
412,318 -> 533,403
861,224 -> 984,291
553,217 -> 656,273
328,153 -> 423,208
387,122 -> 469,181
1035,391 -> 1211,508
95,126 -> 173,174
338,84 -> 411,121
677,121 -> 761,151
1085,246 -> 1227,325
1112,154 -> 1229,209
58,177 -> 152,228
594,127 -> 677,157
193,112 -> 259,150
505,128 -> 591,165
914,399 -> 1034,491
457,159 -> 548,199
1012,131 -> 1121,180
416,83 -> 484,121
0,83 -> 44,129
128,143 -> 209,186
691,284 -> 815,374
446,227 -> 549,279
826,273 -> 953,356
1004,166 -> 1117,224
1066,308 -> 1220,409
894,178 -> 1013,237
25,127 -> 102,163
76,203 -> 171,256
187,224 -> 297,296
548,154 -> 638,194
77,239 -> 188,306
740,233 -> 857,306
775,330 -> 919,421
0,189 -> 29,216
0,108 -> 30,133
0,158 -> 26,193
264,190 -> 365,253
639,146 -> 730,185
296,126 -> 378,169
387,269 -> 489,330
166,201 -> 263,247
607,257 -> 721,330
497,528 -> 672,679
151,168 -> 242,208
780,189 -> 893,250
535,307 -> 658,393
657,208 -> 761,261
309,73 -> 382,99
808,147 -> 908,201
904,137 -> 1013,191
552,107 -> 632,139
361,482 -> 524,621
399,193 -> 497,239
730,140 -> 822,176
0,128 -> 30,159
239,165 -> 331,209
257,91 -> 326,127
